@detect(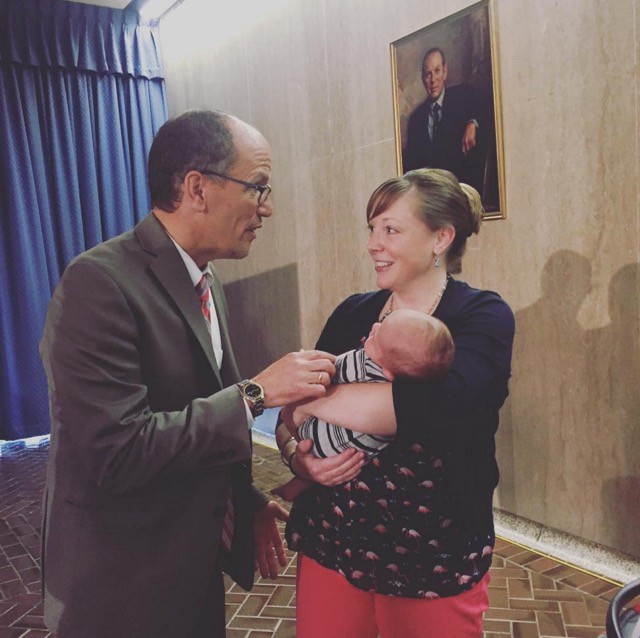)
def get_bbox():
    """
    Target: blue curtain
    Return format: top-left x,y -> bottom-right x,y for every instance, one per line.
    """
0,0 -> 168,440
